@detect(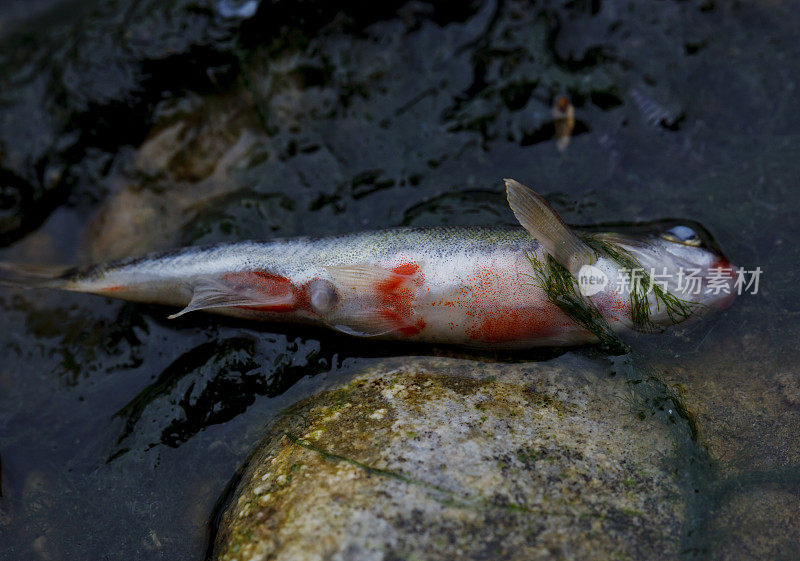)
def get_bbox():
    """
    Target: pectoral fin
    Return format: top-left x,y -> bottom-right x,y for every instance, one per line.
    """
324,264 -> 412,295
323,263 -> 424,338
504,178 -> 596,274
330,311 -> 400,337
168,274 -> 295,318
